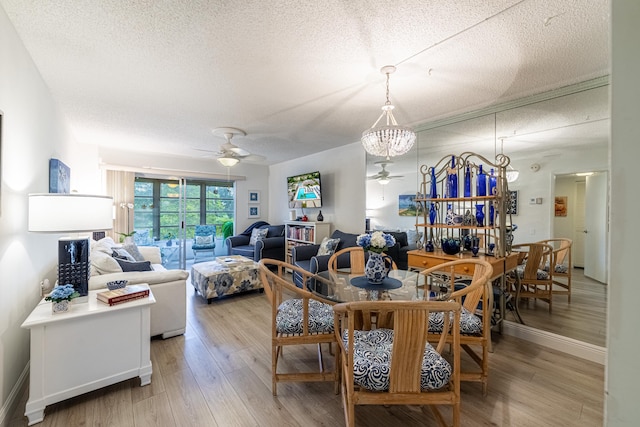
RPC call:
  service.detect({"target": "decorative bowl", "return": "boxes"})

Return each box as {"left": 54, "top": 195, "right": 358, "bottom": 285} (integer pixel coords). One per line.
{"left": 441, "top": 238, "right": 461, "bottom": 255}
{"left": 106, "top": 280, "right": 128, "bottom": 291}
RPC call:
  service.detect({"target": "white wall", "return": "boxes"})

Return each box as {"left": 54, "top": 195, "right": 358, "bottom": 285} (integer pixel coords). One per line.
{"left": 269, "top": 142, "right": 366, "bottom": 234}
{"left": 0, "top": 7, "right": 102, "bottom": 423}
{"left": 607, "top": 2, "right": 640, "bottom": 424}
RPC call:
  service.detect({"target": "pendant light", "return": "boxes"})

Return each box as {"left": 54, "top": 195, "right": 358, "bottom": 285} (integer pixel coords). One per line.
{"left": 361, "top": 65, "right": 416, "bottom": 158}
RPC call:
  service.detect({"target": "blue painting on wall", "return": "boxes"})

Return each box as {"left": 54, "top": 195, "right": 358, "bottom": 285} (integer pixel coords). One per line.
{"left": 49, "top": 158, "right": 70, "bottom": 193}
{"left": 398, "top": 194, "right": 421, "bottom": 217}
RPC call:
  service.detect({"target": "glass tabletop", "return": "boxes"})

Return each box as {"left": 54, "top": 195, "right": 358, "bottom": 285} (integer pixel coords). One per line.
{"left": 310, "top": 269, "right": 452, "bottom": 303}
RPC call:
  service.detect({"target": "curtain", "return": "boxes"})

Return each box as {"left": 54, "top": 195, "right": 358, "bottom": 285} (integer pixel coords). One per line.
{"left": 105, "top": 170, "right": 135, "bottom": 242}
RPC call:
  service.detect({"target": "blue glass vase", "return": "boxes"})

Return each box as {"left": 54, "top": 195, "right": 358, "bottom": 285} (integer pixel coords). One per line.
{"left": 488, "top": 168, "right": 497, "bottom": 196}
{"left": 475, "top": 204, "right": 485, "bottom": 227}
{"left": 429, "top": 202, "right": 437, "bottom": 225}
{"left": 447, "top": 156, "right": 458, "bottom": 198}
{"left": 464, "top": 164, "right": 472, "bottom": 197}
{"left": 429, "top": 167, "right": 438, "bottom": 198}
{"left": 477, "top": 165, "right": 487, "bottom": 197}
{"left": 425, "top": 240, "right": 434, "bottom": 252}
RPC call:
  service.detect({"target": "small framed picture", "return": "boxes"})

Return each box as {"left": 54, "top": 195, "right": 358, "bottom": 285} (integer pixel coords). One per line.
{"left": 506, "top": 190, "right": 518, "bottom": 215}
{"left": 248, "top": 190, "right": 260, "bottom": 203}
{"left": 248, "top": 204, "right": 260, "bottom": 218}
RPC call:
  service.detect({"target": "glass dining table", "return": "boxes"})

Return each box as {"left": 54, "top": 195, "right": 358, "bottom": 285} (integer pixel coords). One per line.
{"left": 308, "top": 269, "right": 452, "bottom": 303}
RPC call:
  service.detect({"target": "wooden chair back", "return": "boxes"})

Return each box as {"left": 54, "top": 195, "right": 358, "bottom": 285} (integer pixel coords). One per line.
{"left": 333, "top": 299, "right": 462, "bottom": 427}
{"left": 536, "top": 238, "right": 573, "bottom": 301}
{"left": 510, "top": 243, "right": 554, "bottom": 311}
{"left": 419, "top": 259, "right": 493, "bottom": 395}
{"left": 418, "top": 259, "right": 493, "bottom": 314}
{"left": 259, "top": 259, "right": 338, "bottom": 395}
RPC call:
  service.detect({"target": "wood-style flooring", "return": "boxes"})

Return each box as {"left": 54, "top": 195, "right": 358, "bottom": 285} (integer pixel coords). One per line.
{"left": 9, "top": 280, "right": 604, "bottom": 426}
{"left": 507, "top": 267, "right": 607, "bottom": 347}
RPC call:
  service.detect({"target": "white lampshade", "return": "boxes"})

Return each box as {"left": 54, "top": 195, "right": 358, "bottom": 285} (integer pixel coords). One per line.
{"left": 28, "top": 193, "right": 114, "bottom": 233}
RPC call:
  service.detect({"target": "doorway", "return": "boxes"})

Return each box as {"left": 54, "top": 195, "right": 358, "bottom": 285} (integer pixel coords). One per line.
{"left": 553, "top": 173, "right": 608, "bottom": 283}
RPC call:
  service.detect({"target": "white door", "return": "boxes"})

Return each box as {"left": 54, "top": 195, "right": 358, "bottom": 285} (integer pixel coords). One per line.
{"left": 573, "top": 182, "right": 586, "bottom": 268}
{"left": 584, "top": 172, "right": 608, "bottom": 283}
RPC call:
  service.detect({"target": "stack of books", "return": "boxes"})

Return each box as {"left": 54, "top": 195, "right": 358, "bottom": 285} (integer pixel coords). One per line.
{"left": 97, "top": 285, "right": 149, "bottom": 306}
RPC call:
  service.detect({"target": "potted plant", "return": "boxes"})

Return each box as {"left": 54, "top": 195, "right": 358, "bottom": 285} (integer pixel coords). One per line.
{"left": 116, "top": 230, "right": 137, "bottom": 244}
{"left": 45, "top": 284, "right": 80, "bottom": 314}
{"left": 164, "top": 232, "right": 176, "bottom": 246}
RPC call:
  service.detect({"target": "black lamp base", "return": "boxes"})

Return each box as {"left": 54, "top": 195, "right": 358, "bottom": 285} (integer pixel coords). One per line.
{"left": 58, "top": 237, "right": 90, "bottom": 300}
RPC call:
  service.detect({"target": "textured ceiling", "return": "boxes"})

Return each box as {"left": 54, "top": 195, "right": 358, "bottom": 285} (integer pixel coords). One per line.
{"left": 0, "top": 0, "right": 610, "bottom": 166}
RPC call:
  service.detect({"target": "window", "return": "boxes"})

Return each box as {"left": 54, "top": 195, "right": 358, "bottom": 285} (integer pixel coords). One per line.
{"left": 133, "top": 178, "right": 234, "bottom": 241}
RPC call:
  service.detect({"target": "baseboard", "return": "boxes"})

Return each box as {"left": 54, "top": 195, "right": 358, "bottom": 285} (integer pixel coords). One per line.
{"left": 502, "top": 321, "right": 606, "bottom": 365}
{"left": 0, "top": 363, "right": 29, "bottom": 427}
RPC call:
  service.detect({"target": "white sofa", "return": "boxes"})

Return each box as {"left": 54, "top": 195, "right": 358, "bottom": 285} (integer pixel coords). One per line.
{"left": 89, "top": 238, "right": 188, "bottom": 339}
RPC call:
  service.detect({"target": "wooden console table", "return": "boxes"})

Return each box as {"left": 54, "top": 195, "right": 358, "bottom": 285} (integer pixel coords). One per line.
{"left": 408, "top": 249, "right": 519, "bottom": 331}
{"left": 21, "top": 286, "right": 156, "bottom": 425}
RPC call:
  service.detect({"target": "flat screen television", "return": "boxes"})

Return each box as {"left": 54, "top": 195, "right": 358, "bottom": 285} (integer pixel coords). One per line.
{"left": 287, "top": 171, "right": 322, "bottom": 208}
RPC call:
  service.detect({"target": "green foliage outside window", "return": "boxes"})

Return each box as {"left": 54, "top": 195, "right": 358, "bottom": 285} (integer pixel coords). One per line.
{"left": 133, "top": 178, "right": 235, "bottom": 242}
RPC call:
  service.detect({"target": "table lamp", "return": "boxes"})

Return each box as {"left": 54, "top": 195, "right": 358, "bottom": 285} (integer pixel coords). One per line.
{"left": 28, "top": 193, "right": 114, "bottom": 302}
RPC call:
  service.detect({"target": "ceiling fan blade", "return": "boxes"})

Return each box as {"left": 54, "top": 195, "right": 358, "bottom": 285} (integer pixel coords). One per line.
{"left": 229, "top": 146, "right": 251, "bottom": 157}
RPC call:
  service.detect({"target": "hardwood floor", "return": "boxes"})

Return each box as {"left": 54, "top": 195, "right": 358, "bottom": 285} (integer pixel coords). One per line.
{"left": 9, "top": 282, "right": 604, "bottom": 426}
{"left": 508, "top": 268, "right": 607, "bottom": 347}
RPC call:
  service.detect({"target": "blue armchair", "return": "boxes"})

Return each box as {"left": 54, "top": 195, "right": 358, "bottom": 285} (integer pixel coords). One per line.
{"left": 291, "top": 229, "right": 360, "bottom": 287}
{"left": 225, "top": 221, "right": 286, "bottom": 262}
{"left": 192, "top": 225, "right": 216, "bottom": 262}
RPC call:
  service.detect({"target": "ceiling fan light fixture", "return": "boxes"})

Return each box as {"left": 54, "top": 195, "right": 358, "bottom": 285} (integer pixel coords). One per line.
{"left": 218, "top": 156, "right": 239, "bottom": 167}
{"left": 361, "top": 65, "right": 416, "bottom": 158}
{"left": 506, "top": 168, "right": 520, "bottom": 183}
{"left": 377, "top": 178, "right": 390, "bottom": 185}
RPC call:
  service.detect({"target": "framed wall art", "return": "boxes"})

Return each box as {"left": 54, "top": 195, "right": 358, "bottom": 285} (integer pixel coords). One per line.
{"left": 248, "top": 190, "right": 260, "bottom": 203}
{"left": 506, "top": 190, "right": 518, "bottom": 215}
{"left": 49, "top": 158, "right": 70, "bottom": 193}
{"left": 398, "top": 194, "right": 421, "bottom": 217}
{"left": 555, "top": 196, "right": 568, "bottom": 217}
{"left": 248, "top": 204, "right": 260, "bottom": 219}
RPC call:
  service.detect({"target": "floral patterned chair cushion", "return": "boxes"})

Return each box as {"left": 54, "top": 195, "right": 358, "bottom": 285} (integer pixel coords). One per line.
{"left": 513, "top": 264, "right": 550, "bottom": 280}
{"left": 275, "top": 299, "right": 334, "bottom": 334}
{"left": 429, "top": 306, "right": 483, "bottom": 335}
{"left": 543, "top": 261, "right": 569, "bottom": 274}
{"left": 342, "top": 328, "right": 451, "bottom": 391}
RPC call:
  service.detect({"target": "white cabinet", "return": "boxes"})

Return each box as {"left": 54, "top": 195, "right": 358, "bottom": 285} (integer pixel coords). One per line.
{"left": 284, "top": 221, "right": 331, "bottom": 264}
{"left": 21, "top": 286, "right": 156, "bottom": 425}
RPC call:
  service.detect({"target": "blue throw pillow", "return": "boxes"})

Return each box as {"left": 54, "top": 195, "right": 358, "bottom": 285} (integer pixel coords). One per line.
{"left": 114, "top": 258, "right": 153, "bottom": 272}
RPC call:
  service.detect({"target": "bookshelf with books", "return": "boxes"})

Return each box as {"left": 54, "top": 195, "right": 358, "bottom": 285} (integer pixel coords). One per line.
{"left": 284, "top": 221, "right": 331, "bottom": 264}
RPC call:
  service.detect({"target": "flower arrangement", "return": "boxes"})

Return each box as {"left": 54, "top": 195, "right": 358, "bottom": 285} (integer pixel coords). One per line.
{"left": 356, "top": 231, "right": 396, "bottom": 254}
{"left": 44, "top": 284, "right": 80, "bottom": 303}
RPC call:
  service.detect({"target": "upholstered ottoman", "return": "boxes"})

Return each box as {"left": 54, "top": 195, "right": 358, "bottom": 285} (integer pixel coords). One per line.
{"left": 191, "top": 255, "right": 263, "bottom": 303}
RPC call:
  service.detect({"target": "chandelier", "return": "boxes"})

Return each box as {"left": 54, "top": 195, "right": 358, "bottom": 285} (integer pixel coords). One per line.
{"left": 361, "top": 65, "right": 416, "bottom": 158}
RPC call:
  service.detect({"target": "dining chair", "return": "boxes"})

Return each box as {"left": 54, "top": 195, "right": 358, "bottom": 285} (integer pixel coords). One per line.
{"left": 327, "top": 246, "right": 397, "bottom": 275}
{"left": 258, "top": 258, "right": 338, "bottom": 396}
{"left": 333, "top": 299, "right": 462, "bottom": 427}
{"left": 510, "top": 242, "right": 554, "bottom": 312}
{"left": 537, "top": 238, "right": 573, "bottom": 302}
{"left": 420, "top": 259, "right": 494, "bottom": 395}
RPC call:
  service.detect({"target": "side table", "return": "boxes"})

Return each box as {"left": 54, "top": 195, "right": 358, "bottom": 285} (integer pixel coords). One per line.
{"left": 21, "top": 285, "right": 156, "bottom": 425}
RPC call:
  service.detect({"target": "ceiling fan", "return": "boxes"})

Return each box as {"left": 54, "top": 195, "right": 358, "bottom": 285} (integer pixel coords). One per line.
{"left": 196, "top": 127, "right": 260, "bottom": 166}
{"left": 368, "top": 161, "right": 404, "bottom": 185}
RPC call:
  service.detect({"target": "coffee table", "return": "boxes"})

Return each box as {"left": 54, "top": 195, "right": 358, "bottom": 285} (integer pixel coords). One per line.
{"left": 191, "top": 255, "right": 263, "bottom": 303}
